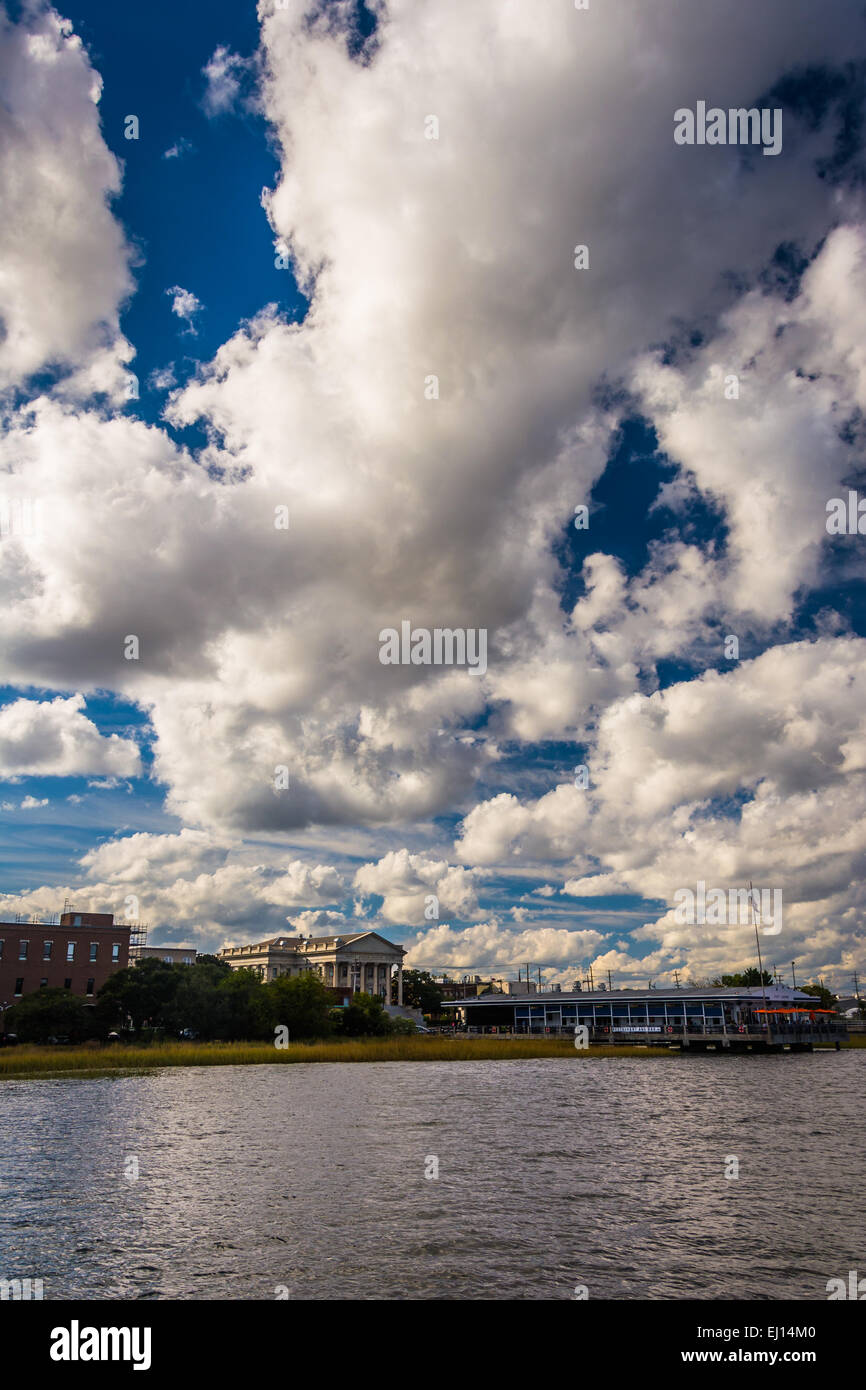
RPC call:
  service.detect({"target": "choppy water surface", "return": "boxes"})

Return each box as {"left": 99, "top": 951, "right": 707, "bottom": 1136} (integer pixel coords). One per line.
{"left": 1, "top": 1054, "right": 863, "bottom": 1300}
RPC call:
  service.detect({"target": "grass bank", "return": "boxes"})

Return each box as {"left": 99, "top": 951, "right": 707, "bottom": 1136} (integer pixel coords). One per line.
{"left": 0, "top": 1035, "right": 675, "bottom": 1076}
{"left": 1, "top": 1033, "right": 861, "bottom": 1078}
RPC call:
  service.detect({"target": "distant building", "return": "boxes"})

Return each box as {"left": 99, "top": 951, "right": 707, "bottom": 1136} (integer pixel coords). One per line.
{"left": 437, "top": 976, "right": 505, "bottom": 1000}
{"left": 0, "top": 910, "right": 130, "bottom": 1016}
{"left": 136, "top": 946, "right": 197, "bottom": 967}
{"left": 443, "top": 984, "right": 848, "bottom": 1049}
{"left": 435, "top": 976, "right": 544, "bottom": 999}
{"left": 218, "top": 930, "right": 406, "bottom": 1004}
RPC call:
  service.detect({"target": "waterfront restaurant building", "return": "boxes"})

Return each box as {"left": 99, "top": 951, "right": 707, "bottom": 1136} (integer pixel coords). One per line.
{"left": 219, "top": 930, "right": 407, "bottom": 1005}
{"left": 443, "top": 984, "right": 846, "bottom": 1048}
{"left": 0, "top": 910, "right": 131, "bottom": 1011}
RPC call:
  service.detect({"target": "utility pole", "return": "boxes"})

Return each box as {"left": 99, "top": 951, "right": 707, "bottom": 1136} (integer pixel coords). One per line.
{"left": 607, "top": 969, "right": 613, "bottom": 992}
{"left": 791, "top": 960, "right": 797, "bottom": 989}
{"left": 673, "top": 969, "right": 680, "bottom": 990}
{"left": 750, "top": 880, "right": 771, "bottom": 1044}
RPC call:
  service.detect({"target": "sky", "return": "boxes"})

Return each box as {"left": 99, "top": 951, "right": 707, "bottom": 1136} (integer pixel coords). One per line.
{"left": 1, "top": 0, "right": 865, "bottom": 993}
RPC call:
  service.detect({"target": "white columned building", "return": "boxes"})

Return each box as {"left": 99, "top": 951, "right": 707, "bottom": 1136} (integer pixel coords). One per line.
{"left": 219, "top": 929, "right": 406, "bottom": 1005}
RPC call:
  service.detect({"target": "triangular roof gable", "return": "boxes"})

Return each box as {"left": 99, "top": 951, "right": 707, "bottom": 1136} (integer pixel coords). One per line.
{"left": 333, "top": 930, "right": 405, "bottom": 954}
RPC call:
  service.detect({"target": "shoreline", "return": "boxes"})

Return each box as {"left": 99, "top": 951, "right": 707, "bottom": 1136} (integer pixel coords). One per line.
{"left": 1, "top": 1033, "right": 863, "bottom": 1078}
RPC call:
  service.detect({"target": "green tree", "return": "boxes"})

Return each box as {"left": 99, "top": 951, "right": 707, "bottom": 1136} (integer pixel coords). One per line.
{"left": 337, "top": 991, "right": 392, "bottom": 1036}
{"left": 96, "top": 958, "right": 180, "bottom": 1033}
{"left": 211, "top": 968, "right": 273, "bottom": 1040}
{"left": 712, "top": 969, "right": 774, "bottom": 987}
{"left": 194, "top": 954, "right": 232, "bottom": 973}
{"left": 389, "top": 1015, "right": 419, "bottom": 1035}
{"left": 163, "top": 960, "right": 234, "bottom": 1038}
{"left": 266, "top": 972, "right": 334, "bottom": 1040}
{"left": 400, "top": 969, "right": 444, "bottom": 1014}
{"left": 799, "top": 983, "right": 838, "bottom": 1012}
{"left": 5, "top": 989, "right": 92, "bottom": 1043}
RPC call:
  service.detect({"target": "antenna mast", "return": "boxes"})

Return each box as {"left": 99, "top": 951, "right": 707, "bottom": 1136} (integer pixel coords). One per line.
{"left": 750, "top": 881, "right": 771, "bottom": 1045}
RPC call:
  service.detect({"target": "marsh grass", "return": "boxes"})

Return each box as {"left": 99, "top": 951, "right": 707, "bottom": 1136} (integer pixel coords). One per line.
{"left": 0, "top": 1035, "right": 676, "bottom": 1076}
{"left": 1, "top": 1033, "right": 859, "bottom": 1078}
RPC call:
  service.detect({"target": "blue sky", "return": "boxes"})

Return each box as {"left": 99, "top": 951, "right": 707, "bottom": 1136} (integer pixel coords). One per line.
{"left": 1, "top": 0, "right": 865, "bottom": 991}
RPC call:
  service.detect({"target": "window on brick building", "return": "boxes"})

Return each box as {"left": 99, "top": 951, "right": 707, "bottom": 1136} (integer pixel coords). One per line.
{"left": 14, "top": 978, "right": 23, "bottom": 995}
{"left": 89, "top": 942, "right": 98, "bottom": 962}
{"left": 66, "top": 942, "right": 75, "bottom": 962}
{"left": 86, "top": 979, "right": 95, "bottom": 996}
{"left": 112, "top": 944, "right": 120, "bottom": 962}
{"left": 18, "top": 940, "right": 28, "bottom": 960}
{"left": 43, "top": 940, "right": 53, "bottom": 960}
{"left": 40, "top": 978, "right": 48, "bottom": 988}
{"left": 63, "top": 979, "right": 72, "bottom": 990}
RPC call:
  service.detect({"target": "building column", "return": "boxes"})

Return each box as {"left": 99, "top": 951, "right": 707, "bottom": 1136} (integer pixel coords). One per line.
{"left": 397, "top": 963, "right": 403, "bottom": 1007}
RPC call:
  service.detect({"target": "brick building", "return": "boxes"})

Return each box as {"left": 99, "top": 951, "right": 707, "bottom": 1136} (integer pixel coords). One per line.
{"left": 0, "top": 910, "right": 130, "bottom": 1021}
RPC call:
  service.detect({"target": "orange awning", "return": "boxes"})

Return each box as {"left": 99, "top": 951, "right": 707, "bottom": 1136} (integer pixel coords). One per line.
{"left": 754, "top": 1007, "right": 835, "bottom": 1014}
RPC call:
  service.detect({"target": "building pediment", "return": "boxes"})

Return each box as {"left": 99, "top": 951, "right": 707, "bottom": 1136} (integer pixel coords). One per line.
{"left": 327, "top": 931, "right": 406, "bottom": 958}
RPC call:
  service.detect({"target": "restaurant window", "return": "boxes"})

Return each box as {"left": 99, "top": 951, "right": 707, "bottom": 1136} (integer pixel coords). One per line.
{"left": 19, "top": 940, "right": 29, "bottom": 960}
{"left": 14, "top": 977, "right": 24, "bottom": 996}
{"left": 89, "top": 943, "right": 98, "bottom": 962}
{"left": 66, "top": 942, "right": 75, "bottom": 962}
{"left": 43, "top": 940, "right": 53, "bottom": 960}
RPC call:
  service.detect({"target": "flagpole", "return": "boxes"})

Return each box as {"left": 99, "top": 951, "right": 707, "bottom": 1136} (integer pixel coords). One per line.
{"left": 750, "top": 880, "right": 771, "bottom": 1045}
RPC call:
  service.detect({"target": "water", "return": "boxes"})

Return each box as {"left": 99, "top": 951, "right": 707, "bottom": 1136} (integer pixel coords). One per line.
{"left": 1, "top": 1054, "right": 863, "bottom": 1300}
